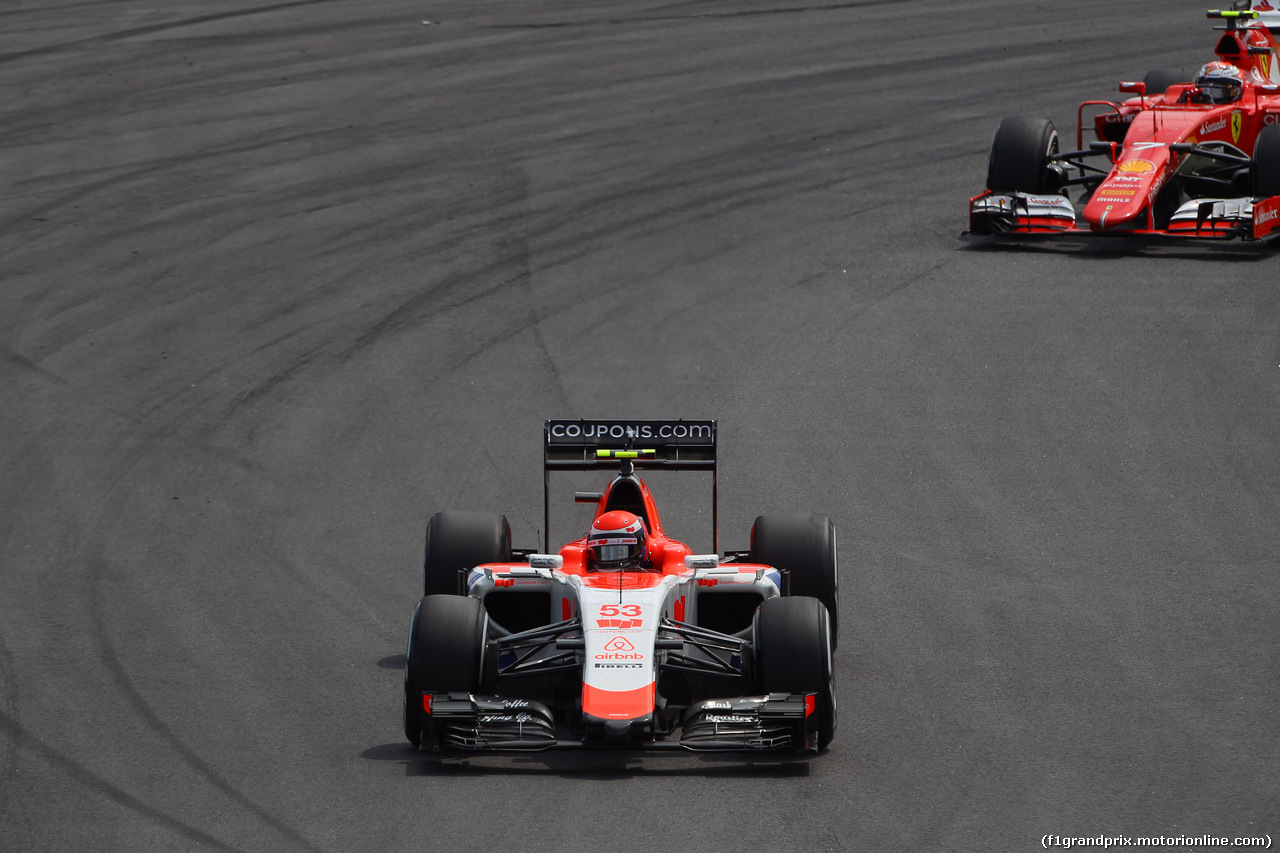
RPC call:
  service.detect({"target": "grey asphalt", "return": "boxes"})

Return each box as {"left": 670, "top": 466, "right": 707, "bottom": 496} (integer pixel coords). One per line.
{"left": 1, "top": 1, "right": 1276, "bottom": 850}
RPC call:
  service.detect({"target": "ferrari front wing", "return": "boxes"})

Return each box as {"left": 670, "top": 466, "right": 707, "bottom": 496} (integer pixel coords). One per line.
{"left": 969, "top": 190, "right": 1280, "bottom": 242}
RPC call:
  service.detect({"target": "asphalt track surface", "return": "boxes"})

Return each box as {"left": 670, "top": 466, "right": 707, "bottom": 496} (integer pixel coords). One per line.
{"left": 2, "top": 1, "right": 1278, "bottom": 850}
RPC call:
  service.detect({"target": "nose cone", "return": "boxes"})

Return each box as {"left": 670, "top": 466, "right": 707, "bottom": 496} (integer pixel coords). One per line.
{"left": 1082, "top": 148, "right": 1172, "bottom": 230}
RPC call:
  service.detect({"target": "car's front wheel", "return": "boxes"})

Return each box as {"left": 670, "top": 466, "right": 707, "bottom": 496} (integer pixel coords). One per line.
{"left": 986, "top": 116, "right": 1060, "bottom": 194}
{"left": 403, "top": 594, "right": 490, "bottom": 747}
{"left": 752, "top": 596, "right": 835, "bottom": 751}
{"left": 1253, "top": 125, "right": 1280, "bottom": 198}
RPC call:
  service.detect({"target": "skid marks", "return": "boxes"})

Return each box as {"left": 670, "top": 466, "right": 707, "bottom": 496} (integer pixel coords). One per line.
{"left": 0, "top": 708, "right": 241, "bottom": 851}
{"left": 81, "top": 559, "right": 326, "bottom": 852}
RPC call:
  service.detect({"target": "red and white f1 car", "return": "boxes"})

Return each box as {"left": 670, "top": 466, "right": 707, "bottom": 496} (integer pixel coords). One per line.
{"left": 402, "top": 420, "right": 838, "bottom": 753}
{"left": 969, "top": 3, "right": 1280, "bottom": 243}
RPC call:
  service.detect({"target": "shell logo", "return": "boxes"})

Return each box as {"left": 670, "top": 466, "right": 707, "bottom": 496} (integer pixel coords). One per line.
{"left": 1116, "top": 160, "right": 1155, "bottom": 174}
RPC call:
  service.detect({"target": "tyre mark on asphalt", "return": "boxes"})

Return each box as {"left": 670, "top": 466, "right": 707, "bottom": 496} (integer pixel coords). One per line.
{"left": 0, "top": 0, "right": 343, "bottom": 65}
{"left": 0, "top": 344, "right": 69, "bottom": 386}
{"left": 0, "top": 631, "right": 17, "bottom": 834}
{"left": 514, "top": 238, "right": 576, "bottom": 415}
{"left": 1, "top": 122, "right": 355, "bottom": 238}
{"left": 475, "top": 0, "right": 911, "bottom": 29}
{"left": 86, "top": 561, "right": 326, "bottom": 853}
{"left": 0, "top": 708, "right": 243, "bottom": 852}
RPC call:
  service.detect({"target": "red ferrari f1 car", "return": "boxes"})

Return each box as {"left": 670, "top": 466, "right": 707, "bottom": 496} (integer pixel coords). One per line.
{"left": 969, "top": 2, "right": 1280, "bottom": 243}
{"left": 402, "top": 420, "right": 838, "bottom": 754}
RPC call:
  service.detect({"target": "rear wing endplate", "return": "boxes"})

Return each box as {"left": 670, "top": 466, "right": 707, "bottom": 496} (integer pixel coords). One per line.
{"left": 543, "top": 420, "right": 718, "bottom": 552}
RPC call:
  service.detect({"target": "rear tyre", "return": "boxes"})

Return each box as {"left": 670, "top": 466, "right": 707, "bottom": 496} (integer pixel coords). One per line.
{"left": 1253, "top": 125, "right": 1280, "bottom": 198}
{"left": 753, "top": 597, "right": 836, "bottom": 751}
{"left": 423, "top": 511, "right": 511, "bottom": 597}
{"left": 750, "top": 513, "right": 838, "bottom": 645}
{"left": 986, "top": 116, "right": 1060, "bottom": 194}
{"left": 1143, "top": 68, "right": 1187, "bottom": 98}
{"left": 403, "top": 595, "right": 489, "bottom": 747}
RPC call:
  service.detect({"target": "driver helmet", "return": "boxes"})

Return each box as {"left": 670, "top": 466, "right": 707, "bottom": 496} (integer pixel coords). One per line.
{"left": 1195, "top": 61, "right": 1244, "bottom": 104}
{"left": 586, "top": 511, "right": 647, "bottom": 571}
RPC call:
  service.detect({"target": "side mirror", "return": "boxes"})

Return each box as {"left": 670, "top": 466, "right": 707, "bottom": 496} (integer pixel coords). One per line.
{"left": 1118, "top": 81, "right": 1147, "bottom": 95}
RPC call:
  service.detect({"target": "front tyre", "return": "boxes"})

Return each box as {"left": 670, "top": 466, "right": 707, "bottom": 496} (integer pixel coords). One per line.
{"left": 986, "top": 116, "right": 1060, "bottom": 194}
{"left": 403, "top": 595, "right": 490, "bottom": 747}
{"left": 1254, "top": 125, "right": 1280, "bottom": 198}
{"left": 753, "top": 596, "right": 836, "bottom": 751}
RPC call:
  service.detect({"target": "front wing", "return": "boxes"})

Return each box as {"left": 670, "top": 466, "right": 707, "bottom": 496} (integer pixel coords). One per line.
{"left": 969, "top": 191, "right": 1280, "bottom": 243}
{"left": 414, "top": 691, "right": 823, "bottom": 753}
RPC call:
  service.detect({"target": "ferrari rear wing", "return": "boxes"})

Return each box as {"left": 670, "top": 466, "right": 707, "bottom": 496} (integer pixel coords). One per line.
{"left": 543, "top": 419, "right": 718, "bottom": 551}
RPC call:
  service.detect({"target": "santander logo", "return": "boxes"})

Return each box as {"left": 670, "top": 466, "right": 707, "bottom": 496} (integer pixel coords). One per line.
{"left": 1200, "top": 116, "right": 1228, "bottom": 136}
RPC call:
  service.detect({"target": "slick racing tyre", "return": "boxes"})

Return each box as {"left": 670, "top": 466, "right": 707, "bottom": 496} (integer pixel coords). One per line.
{"left": 753, "top": 596, "right": 836, "bottom": 751}
{"left": 986, "top": 116, "right": 1060, "bottom": 194}
{"left": 423, "top": 511, "right": 511, "bottom": 596}
{"left": 403, "top": 594, "right": 491, "bottom": 746}
{"left": 1253, "top": 125, "right": 1280, "bottom": 199}
{"left": 1143, "top": 68, "right": 1186, "bottom": 98}
{"left": 750, "top": 513, "right": 838, "bottom": 646}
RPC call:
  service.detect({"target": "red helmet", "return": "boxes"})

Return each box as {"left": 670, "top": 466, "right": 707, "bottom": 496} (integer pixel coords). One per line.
{"left": 586, "top": 511, "right": 647, "bottom": 571}
{"left": 1195, "top": 61, "right": 1244, "bottom": 104}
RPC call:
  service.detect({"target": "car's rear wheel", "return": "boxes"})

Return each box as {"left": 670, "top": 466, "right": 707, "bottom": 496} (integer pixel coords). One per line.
{"left": 986, "top": 116, "right": 1060, "bottom": 194}
{"left": 403, "top": 594, "right": 490, "bottom": 747}
{"left": 1253, "top": 125, "right": 1280, "bottom": 198}
{"left": 753, "top": 596, "right": 835, "bottom": 751}
{"left": 1143, "top": 68, "right": 1187, "bottom": 98}
{"left": 423, "top": 511, "right": 511, "bottom": 596}
{"left": 750, "top": 513, "right": 838, "bottom": 646}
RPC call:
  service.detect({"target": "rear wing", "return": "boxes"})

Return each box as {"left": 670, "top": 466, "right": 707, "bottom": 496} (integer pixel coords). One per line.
{"left": 543, "top": 419, "right": 718, "bottom": 552}
{"left": 1217, "top": 5, "right": 1280, "bottom": 85}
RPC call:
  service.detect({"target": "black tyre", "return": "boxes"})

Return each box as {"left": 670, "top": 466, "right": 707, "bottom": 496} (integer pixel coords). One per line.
{"left": 1143, "top": 68, "right": 1187, "bottom": 98}
{"left": 423, "top": 511, "right": 511, "bottom": 597}
{"left": 1254, "top": 125, "right": 1280, "bottom": 198}
{"left": 753, "top": 596, "right": 836, "bottom": 751}
{"left": 402, "top": 594, "right": 490, "bottom": 746}
{"left": 985, "top": 116, "right": 1060, "bottom": 194}
{"left": 750, "top": 513, "right": 838, "bottom": 646}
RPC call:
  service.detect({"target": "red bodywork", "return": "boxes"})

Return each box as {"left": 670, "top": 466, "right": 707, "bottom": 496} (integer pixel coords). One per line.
{"left": 970, "top": 6, "right": 1280, "bottom": 242}
{"left": 556, "top": 476, "right": 693, "bottom": 578}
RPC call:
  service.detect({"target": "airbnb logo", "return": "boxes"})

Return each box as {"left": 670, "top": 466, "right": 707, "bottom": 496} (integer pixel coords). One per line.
{"left": 596, "top": 636, "right": 642, "bottom": 660}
